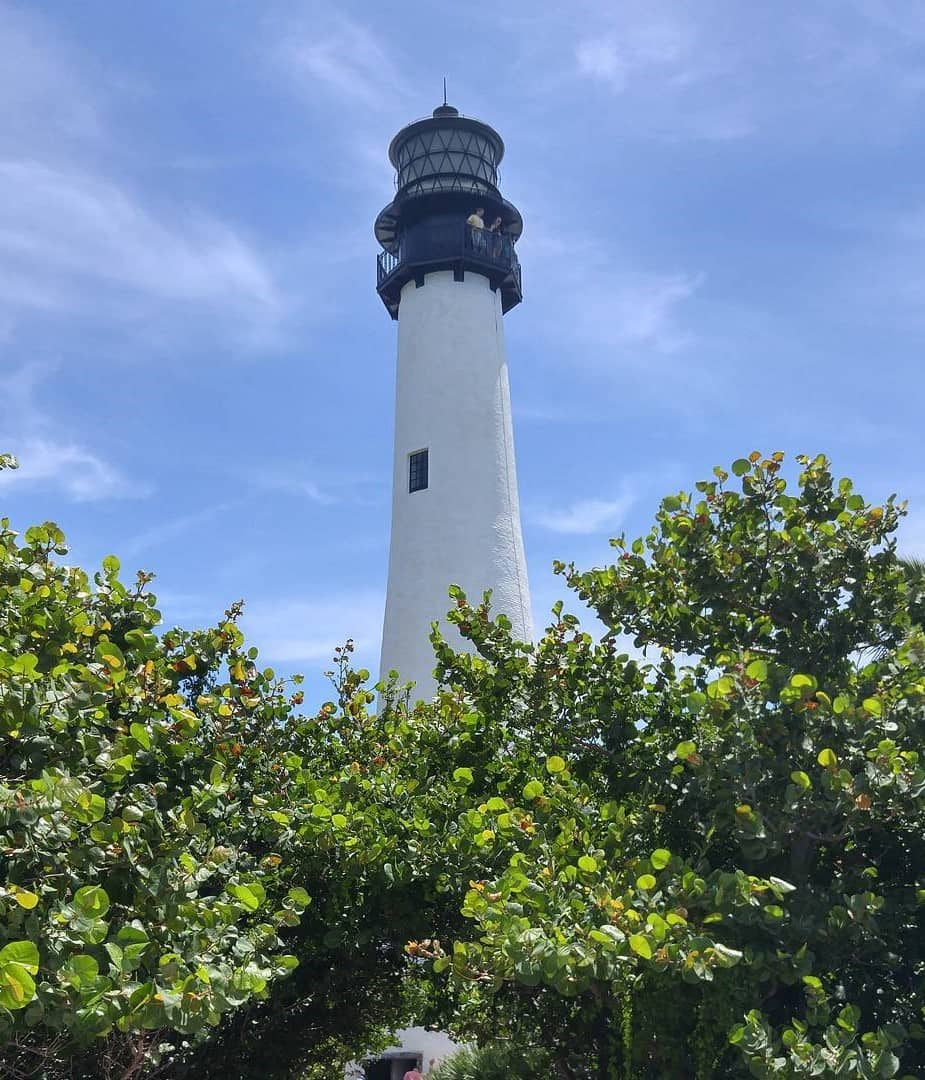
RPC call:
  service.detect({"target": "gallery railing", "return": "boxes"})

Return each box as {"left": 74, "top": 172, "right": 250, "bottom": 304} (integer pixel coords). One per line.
{"left": 377, "top": 221, "right": 520, "bottom": 291}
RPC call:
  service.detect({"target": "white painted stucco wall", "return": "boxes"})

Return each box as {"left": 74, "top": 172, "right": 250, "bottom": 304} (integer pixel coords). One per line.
{"left": 379, "top": 269, "right": 533, "bottom": 697}
{"left": 345, "top": 1027, "right": 462, "bottom": 1078}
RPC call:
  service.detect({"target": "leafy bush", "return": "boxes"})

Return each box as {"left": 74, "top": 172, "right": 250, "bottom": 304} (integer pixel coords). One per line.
{"left": 428, "top": 1042, "right": 550, "bottom": 1079}
{"left": 0, "top": 482, "right": 309, "bottom": 1076}
{"left": 398, "top": 454, "right": 925, "bottom": 1077}
{"left": 3, "top": 451, "right": 923, "bottom": 1079}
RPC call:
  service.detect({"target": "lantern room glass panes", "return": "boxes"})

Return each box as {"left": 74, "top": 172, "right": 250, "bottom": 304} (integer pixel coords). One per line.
{"left": 396, "top": 127, "right": 499, "bottom": 197}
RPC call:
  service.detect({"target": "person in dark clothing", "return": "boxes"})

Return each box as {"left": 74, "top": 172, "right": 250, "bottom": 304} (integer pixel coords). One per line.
{"left": 489, "top": 215, "right": 504, "bottom": 257}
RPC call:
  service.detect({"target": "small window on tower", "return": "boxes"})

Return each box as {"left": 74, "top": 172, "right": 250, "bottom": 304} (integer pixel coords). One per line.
{"left": 408, "top": 449, "right": 428, "bottom": 493}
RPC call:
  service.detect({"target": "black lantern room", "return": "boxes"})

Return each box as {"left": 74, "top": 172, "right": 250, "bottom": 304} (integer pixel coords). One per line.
{"left": 375, "top": 104, "right": 523, "bottom": 319}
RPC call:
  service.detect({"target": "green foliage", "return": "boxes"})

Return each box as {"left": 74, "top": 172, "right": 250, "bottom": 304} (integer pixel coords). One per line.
{"left": 0, "top": 506, "right": 312, "bottom": 1076}
{"left": 4, "top": 449, "right": 924, "bottom": 1079}
{"left": 901, "top": 557, "right": 925, "bottom": 632}
{"left": 370, "top": 453, "right": 923, "bottom": 1078}
{"left": 428, "top": 1042, "right": 550, "bottom": 1079}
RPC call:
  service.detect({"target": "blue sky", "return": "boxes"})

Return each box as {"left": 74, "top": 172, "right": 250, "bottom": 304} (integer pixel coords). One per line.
{"left": 2, "top": 0, "right": 924, "bottom": 695}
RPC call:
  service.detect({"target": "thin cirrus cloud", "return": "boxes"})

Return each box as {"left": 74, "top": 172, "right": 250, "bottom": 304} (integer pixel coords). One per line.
{"left": 525, "top": 224, "right": 701, "bottom": 361}
{"left": 240, "top": 590, "right": 385, "bottom": 666}
{"left": 0, "top": 3, "right": 283, "bottom": 342}
{"left": 532, "top": 494, "right": 635, "bottom": 536}
{"left": 566, "top": 0, "right": 925, "bottom": 145}
{"left": 0, "top": 365, "right": 138, "bottom": 504}
{"left": 0, "top": 439, "right": 137, "bottom": 503}
{"left": 0, "top": 162, "right": 280, "bottom": 324}
{"left": 273, "top": 12, "right": 410, "bottom": 112}
{"left": 0, "top": 2, "right": 101, "bottom": 149}
{"left": 268, "top": 11, "right": 409, "bottom": 197}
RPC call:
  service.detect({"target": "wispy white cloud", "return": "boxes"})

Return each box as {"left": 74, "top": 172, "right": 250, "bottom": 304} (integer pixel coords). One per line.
{"left": 0, "top": 162, "right": 280, "bottom": 324}
{"left": 119, "top": 502, "right": 241, "bottom": 560}
{"left": 276, "top": 14, "right": 408, "bottom": 112}
{"left": 0, "top": 4, "right": 284, "bottom": 343}
{"left": 562, "top": 0, "right": 925, "bottom": 143}
{"left": 267, "top": 11, "right": 409, "bottom": 199}
{"left": 577, "top": 270, "right": 700, "bottom": 354}
{"left": 0, "top": 2, "right": 102, "bottom": 151}
{"left": 249, "top": 462, "right": 386, "bottom": 507}
{"left": 576, "top": 14, "right": 689, "bottom": 93}
{"left": 0, "top": 363, "right": 140, "bottom": 503}
{"left": 0, "top": 438, "right": 137, "bottom": 502}
{"left": 525, "top": 224, "right": 701, "bottom": 359}
{"left": 250, "top": 466, "right": 338, "bottom": 505}
{"left": 241, "top": 589, "right": 384, "bottom": 668}
{"left": 532, "top": 493, "right": 635, "bottom": 536}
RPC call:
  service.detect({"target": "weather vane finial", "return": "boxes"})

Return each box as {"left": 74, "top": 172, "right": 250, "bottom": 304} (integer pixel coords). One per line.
{"left": 443, "top": 76, "right": 447, "bottom": 106}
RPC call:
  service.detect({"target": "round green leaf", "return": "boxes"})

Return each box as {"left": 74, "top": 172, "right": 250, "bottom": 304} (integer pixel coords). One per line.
{"left": 817, "top": 748, "right": 838, "bottom": 769}
{"left": 629, "top": 934, "right": 653, "bottom": 959}
{"left": 73, "top": 885, "right": 109, "bottom": 918}
{"left": 546, "top": 756, "right": 566, "bottom": 774}
{"left": 732, "top": 458, "right": 751, "bottom": 476}
{"left": 0, "top": 963, "right": 36, "bottom": 1010}
{"left": 63, "top": 954, "right": 99, "bottom": 986}
{"left": 130, "top": 722, "right": 152, "bottom": 749}
{"left": 650, "top": 849, "right": 671, "bottom": 870}
{"left": 578, "top": 855, "right": 598, "bottom": 873}
{"left": 0, "top": 941, "right": 39, "bottom": 973}
{"left": 522, "top": 780, "right": 544, "bottom": 800}
{"left": 636, "top": 874, "right": 657, "bottom": 891}
{"left": 745, "top": 659, "right": 768, "bottom": 681}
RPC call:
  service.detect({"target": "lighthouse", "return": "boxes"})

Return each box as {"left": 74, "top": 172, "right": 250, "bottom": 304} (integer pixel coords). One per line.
{"left": 376, "top": 102, "right": 533, "bottom": 696}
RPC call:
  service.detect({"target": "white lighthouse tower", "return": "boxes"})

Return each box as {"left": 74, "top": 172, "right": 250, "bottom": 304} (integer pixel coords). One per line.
{"left": 376, "top": 102, "right": 533, "bottom": 697}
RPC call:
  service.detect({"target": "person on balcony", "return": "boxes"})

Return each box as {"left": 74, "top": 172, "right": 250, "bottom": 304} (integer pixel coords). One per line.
{"left": 489, "top": 215, "right": 507, "bottom": 259}
{"left": 466, "top": 207, "right": 485, "bottom": 252}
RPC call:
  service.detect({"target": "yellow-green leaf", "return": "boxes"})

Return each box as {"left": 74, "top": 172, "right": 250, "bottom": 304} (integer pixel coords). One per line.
{"left": 651, "top": 849, "right": 671, "bottom": 870}
{"left": 10, "top": 888, "right": 38, "bottom": 910}
{"left": 629, "top": 934, "right": 653, "bottom": 959}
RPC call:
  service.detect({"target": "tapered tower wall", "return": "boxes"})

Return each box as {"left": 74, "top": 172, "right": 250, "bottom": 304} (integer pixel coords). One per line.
{"left": 379, "top": 270, "right": 532, "bottom": 695}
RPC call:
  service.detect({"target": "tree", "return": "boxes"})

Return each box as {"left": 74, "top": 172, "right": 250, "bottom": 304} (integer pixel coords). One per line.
{"left": 0, "top": 472, "right": 315, "bottom": 1075}
{"left": 900, "top": 558, "right": 925, "bottom": 631}
{"left": 4, "top": 450, "right": 923, "bottom": 1078}
{"left": 359, "top": 453, "right": 924, "bottom": 1077}
{"left": 0, "top": 451, "right": 448, "bottom": 1080}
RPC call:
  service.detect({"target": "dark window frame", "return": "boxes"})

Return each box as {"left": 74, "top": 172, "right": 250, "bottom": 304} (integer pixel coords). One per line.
{"left": 408, "top": 448, "right": 429, "bottom": 493}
